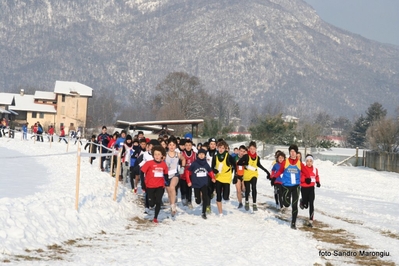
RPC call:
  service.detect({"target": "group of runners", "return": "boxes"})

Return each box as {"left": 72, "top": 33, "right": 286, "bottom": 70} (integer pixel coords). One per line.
{"left": 90, "top": 126, "right": 321, "bottom": 228}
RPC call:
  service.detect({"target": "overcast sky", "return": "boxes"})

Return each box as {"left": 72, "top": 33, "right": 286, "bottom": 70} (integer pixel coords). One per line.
{"left": 303, "top": 0, "right": 399, "bottom": 46}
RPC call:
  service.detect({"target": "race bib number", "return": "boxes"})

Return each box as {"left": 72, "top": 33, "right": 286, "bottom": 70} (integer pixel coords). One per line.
{"left": 154, "top": 170, "right": 164, "bottom": 178}
{"left": 247, "top": 165, "right": 256, "bottom": 171}
{"left": 311, "top": 177, "right": 316, "bottom": 183}
{"left": 218, "top": 163, "right": 223, "bottom": 173}
{"left": 197, "top": 172, "right": 207, "bottom": 177}
{"left": 291, "top": 173, "right": 296, "bottom": 184}
{"left": 168, "top": 169, "right": 177, "bottom": 177}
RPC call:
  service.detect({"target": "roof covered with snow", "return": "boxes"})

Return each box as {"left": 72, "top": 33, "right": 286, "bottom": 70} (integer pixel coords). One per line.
{"left": 0, "top": 107, "right": 11, "bottom": 114}
{"left": 34, "top": 91, "right": 56, "bottom": 100}
{"left": 8, "top": 94, "right": 56, "bottom": 113}
{"left": 54, "top": 81, "right": 93, "bottom": 97}
{"left": 0, "top": 92, "right": 15, "bottom": 105}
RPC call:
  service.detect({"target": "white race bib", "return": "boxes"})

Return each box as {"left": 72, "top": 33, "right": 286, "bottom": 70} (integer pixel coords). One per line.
{"left": 218, "top": 163, "right": 223, "bottom": 173}
{"left": 247, "top": 165, "right": 257, "bottom": 171}
{"left": 291, "top": 173, "right": 296, "bottom": 184}
{"left": 197, "top": 172, "right": 207, "bottom": 177}
{"left": 311, "top": 177, "right": 316, "bottom": 183}
{"left": 168, "top": 169, "right": 177, "bottom": 177}
{"left": 154, "top": 170, "right": 164, "bottom": 178}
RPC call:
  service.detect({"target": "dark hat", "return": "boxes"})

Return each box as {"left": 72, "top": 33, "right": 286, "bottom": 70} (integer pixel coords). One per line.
{"left": 197, "top": 149, "right": 207, "bottom": 156}
{"left": 208, "top": 137, "right": 216, "bottom": 143}
{"left": 126, "top": 135, "right": 132, "bottom": 141}
{"left": 149, "top": 139, "right": 160, "bottom": 146}
{"left": 179, "top": 139, "right": 186, "bottom": 145}
{"left": 288, "top": 144, "right": 299, "bottom": 153}
{"left": 133, "top": 138, "right": 139, "bottom": 144}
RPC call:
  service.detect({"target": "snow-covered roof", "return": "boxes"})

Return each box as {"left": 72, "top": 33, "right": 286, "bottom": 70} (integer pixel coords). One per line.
{"left": 0, "top": 107, "right": 11, "bottom": 114}
{"left": 8, "top": 94, "right": 56, "bottom": 113}
{"left": 0, "top": 93, "right": 15, "bottom": 105}
{"left": 54, "top": 81, "right": 93, "bottom": 97}
{"left": 34, "top": 91, "right": 56, "bottom": 100}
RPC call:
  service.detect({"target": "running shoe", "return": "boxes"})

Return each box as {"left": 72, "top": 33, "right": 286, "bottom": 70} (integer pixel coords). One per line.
{"left": 253, "top": 204, "right": 258, "bottom": 211}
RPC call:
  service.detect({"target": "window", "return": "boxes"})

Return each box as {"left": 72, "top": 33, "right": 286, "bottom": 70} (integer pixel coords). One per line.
{"left": 39, "top": 113, "right": 44, "bottom": 119}
{"left": 32, "top": 112, "right": 37, "bottom": 118}
{"left": 62, "top": 95, "right": 65, "bottom": 102}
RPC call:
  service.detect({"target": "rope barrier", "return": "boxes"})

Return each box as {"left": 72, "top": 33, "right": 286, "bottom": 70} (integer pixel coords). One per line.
{"left": 0, "top": 151, "right": 78, "bottom": 159}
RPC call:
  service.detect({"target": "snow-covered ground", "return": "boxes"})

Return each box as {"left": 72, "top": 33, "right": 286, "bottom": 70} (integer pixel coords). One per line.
{"left": 1, "top": 133, "right": 398, "bottom": 265}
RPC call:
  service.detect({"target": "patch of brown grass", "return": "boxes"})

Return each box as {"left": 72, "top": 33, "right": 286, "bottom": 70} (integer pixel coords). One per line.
{"left": 64, "top": 239, "right": 77, "bottom": 245}
{"left": 14, "top": 255, "right": 42, "bottom": 261}
{"left": 380, "top": 230, "right": 399, "bottom": 240}
{"left": 301, "top": 220, "right": 394, "bottom": 265}
{"left": 318, "top": 210, "right": 363, "bottom": 225}
{"left": 129, "top": 216, "right": 153, "bottom": 230}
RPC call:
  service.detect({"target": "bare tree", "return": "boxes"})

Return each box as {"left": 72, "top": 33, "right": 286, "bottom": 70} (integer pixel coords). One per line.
{"left": 88, "top": 87, "right": 121, "bottom": 127}
{"left": 366, "top": 118, "right": 399, "bottom": 152}
{"left": 210, "top": 89, "right": 240, "bottom": 127}
{"left": 297, "top": 122, "right": 322, "bottom": 148}
{"left": 153, "top": 72, "right": 209, "bottom": 120}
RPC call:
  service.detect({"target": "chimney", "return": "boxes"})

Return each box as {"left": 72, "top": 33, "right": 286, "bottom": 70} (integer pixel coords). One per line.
{"left": 20, "top": 89, "right": 25, "bottom": 96}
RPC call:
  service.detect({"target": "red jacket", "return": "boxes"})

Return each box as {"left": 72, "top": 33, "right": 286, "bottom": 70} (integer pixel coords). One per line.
{"left": 141, "top": 160, "right": 168, "bottom": 189}
{"left": 107, "top": 138, "right": 116, "bottom": 149}
{"left": 300, "top": 165, "right": 320, "bottom": 188}
{"left": 48, "top": 127, "right": 54, "bottom": 135}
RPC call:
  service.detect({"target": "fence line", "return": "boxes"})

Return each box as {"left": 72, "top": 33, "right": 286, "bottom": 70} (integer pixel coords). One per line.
{"left": 364, "top": 151, "right": 399, "bottom": 173}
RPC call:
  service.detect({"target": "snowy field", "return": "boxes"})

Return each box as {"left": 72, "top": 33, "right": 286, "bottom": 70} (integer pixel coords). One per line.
{"left": 1, "top": 133, "right": 398, "bottom": 265}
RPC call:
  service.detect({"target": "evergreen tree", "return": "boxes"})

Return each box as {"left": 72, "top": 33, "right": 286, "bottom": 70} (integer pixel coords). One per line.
{"left": 347, "top": 115, "right": 368, "bottom": 148}
{"left": 202, "top": 118, "right": 219, "bottom": 138}
{"left": 348, "top": 103, "right": 387, "bottom": 148}
{"left": 249, "top": 114, "right": 296, "bottom": 145}
{"left": 365, "top": 102, "right": 387, "bottom": 124}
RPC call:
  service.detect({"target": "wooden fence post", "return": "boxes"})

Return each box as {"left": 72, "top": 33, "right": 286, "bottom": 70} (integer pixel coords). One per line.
{"left": 113, "top": 149, "right": 122, "bottom": 201}
{"left": 89, "top": 141, "right": 92, "bottom": 163}
{"left": 110, "top": 148, "right": 115, "bottom": 177}
{"left": 75, "top": 147, "right": 82, "bottom": 210}
{"left": 99, "top": 145, "right": 102, "bottom": 170}
{"left": 355, "top": 147, "right": 358, "bottom": 167}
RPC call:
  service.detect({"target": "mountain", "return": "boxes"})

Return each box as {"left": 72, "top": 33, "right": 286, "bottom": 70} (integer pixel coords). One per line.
{"left": 1, "top": 0, "right": 398, "bottom": 119}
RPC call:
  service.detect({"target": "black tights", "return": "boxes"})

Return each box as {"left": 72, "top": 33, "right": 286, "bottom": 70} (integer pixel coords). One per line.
{"left": 301, "top": 186, "right": 315, "bottom": 220}
{"left": 282, "top": 185, "right": 300, "bottom": 225}
{"left": 147, "top": 187, "right": 164, "bottom": 219}
{"left": 244, "top": 177, "right": 258, "bottom": 203}
{"left": 194, "top": 186, "right": 209, "bottom": 214}
{"left": 275, "top": 184, "right": 284, "bottom": 208}
{"left": 179, "top": 179, "right": 192, "bottom": 203}
{"left": 215, "top": 181, "right": 230, "bottom": 202}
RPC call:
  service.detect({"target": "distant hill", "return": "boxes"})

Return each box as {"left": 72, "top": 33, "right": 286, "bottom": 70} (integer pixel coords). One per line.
{"left": 1, "top": 0, "right": 398, "bottom": 119}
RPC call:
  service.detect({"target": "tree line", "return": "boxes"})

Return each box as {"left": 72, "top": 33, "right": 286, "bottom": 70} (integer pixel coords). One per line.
{"left": 88, "top": 72, "right": 399, "bottom": 153}
{"left": 14, "top": 71, "right": 395, "bottom": 152}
